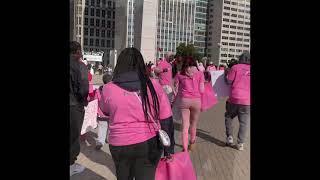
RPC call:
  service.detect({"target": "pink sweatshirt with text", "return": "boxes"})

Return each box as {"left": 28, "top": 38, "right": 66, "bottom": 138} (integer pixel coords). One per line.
{"left": 227, "top": 64, "right": 250, "bottom": 105}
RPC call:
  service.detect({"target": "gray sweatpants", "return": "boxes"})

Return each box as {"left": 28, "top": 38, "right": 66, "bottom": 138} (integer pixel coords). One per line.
{"left": 225, "top": 101, "right": 250, "bottom": 144}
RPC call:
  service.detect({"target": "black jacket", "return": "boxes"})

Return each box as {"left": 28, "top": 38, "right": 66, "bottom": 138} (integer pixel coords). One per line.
{"left": 70, "top": 57, "right": 89, "bottom": 107}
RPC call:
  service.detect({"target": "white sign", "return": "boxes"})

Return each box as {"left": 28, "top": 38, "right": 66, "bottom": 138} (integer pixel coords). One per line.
{"left": 83, "top": 54, "right": 103, "bottom": 62}
{"left": 210, "top": 70, "right": 230, "bottom": 98}
{"left": 81, "top": 99, "right": 98, "bottom": 135}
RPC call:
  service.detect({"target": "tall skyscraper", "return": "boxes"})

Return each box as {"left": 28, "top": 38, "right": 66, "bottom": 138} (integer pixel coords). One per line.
{"left": 156, "top": 0, "right": 209, "bottom": 59}
{"left": 70, "top": 0, "right": 85, "bottom": 45}
{"left": 206, "top": 0, "right": 250, "bottom": 65}
{"left": 83, "top": 0, "right": 116, "bottom": 64}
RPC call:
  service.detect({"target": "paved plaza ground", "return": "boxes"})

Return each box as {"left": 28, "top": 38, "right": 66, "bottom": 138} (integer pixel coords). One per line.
{"left": 71, "top": 79, "right": 250, "bottom": 180}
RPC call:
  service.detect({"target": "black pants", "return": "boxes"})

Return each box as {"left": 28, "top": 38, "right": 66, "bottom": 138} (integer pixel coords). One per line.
{"left": 109, "top": 136, "right": 163, "bottom": 180}
{"left": 225, "top": 101, "right": 250, "bottom": 144}
{"left": 70, "top": 105, "right": 85, "bottom": 165}
{"left": 160, "top": 116, "right": 175, "bottom": 156}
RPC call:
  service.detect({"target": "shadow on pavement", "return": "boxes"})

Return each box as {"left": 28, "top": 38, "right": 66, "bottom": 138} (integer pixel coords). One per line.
{"left": 70, "top": 168, "right": 106, "bottom": 180}
{"left": 80, "top": 131, "right": 116, "bottom": 176}
{"left": 173, "top": 121, "right": 226, "bottom": 147}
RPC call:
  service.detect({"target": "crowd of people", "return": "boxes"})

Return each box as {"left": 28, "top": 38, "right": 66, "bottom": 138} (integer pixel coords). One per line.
{"left": 70, "top": 41, "right": 251, "bottom": 179}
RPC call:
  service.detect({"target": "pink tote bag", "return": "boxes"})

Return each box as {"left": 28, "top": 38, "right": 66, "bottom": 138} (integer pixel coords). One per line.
{"left": 155, "top": 152, "right": 197, "bottom": 180}
{"left": 201, "top": 82, "right": 218, "bottom": 112}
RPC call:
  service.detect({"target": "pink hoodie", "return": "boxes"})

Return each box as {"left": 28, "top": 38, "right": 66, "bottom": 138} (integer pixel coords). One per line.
{"left": 100, "top": 78, "right": 172, "bottom": 146}
{"left": 227, "top": 64, "right": 250, "bottom": 105}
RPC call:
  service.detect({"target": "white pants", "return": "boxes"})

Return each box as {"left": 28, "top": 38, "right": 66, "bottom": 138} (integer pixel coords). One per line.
{"left": 96, "top": 120, "right": 109, "bottom": 145}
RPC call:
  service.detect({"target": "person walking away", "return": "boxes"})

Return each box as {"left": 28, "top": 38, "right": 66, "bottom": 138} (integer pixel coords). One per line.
{"left": 173, "top": 57, "right": 205, "bottom": 152}
{"left": 224, "top": 51, "right": 250, "bottom": 151}
{"left": 154, "top": 52, "right": 175, "bottom": 156}
{"left": 69, "top": 41, "right": 89, "bottom": 176}
{"left": 99, "top": 48, "right": 173, "bottom": 180}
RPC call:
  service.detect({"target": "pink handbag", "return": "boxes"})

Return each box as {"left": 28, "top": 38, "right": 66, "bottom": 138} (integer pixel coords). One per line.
{"left": 155, "top": 152, "right": 197, "bottom": 180}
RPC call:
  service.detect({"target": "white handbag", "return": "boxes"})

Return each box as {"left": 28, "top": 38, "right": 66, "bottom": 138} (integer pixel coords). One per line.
{"left": 135, "top": 92, "right": 171, "bottom": 147}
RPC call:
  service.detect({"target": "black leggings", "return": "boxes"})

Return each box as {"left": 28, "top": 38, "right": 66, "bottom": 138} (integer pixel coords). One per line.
{"left": 109, "top": 136, "right": 163, "bottom": 180}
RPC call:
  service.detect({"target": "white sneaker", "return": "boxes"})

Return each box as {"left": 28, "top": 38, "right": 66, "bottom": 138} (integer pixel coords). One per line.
{"left": 237, "top": 143, "right": 244, "bottom": 151}
{"left": 226, "top": 136, "right": 234, "bottom": 145}
{"left": 70, "top": 163, "right": 85, "bottom": 176}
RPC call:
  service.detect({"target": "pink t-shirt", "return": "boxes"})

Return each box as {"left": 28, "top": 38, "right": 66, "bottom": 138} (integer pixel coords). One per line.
{"left": 156, "top": 59, "right": 172, "bottom": 86}
{"left": 174, "top": 70, "right": 205, "bottom": 99}
{"left": 94, "top": 89, "right": 108, "bottom": 118}
{"left": 100, "top": 79, "right": 172, "bottom": 146}
{"left": 227, "top": 64, "right": 250, "bottom": 105}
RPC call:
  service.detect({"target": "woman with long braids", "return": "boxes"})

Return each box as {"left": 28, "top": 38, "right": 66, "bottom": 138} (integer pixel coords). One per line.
{"left": 99, "top": 48, "right": 172, "bottom": 180}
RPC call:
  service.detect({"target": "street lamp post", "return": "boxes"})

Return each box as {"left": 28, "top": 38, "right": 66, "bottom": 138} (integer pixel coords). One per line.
{"left": 217, "top": 43, "right": 222, "bottom": 69}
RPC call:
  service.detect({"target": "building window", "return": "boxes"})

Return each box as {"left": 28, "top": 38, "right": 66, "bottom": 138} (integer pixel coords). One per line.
{"left": 90, "top": 39, "right": 94, "bottom": 46}
{"left": 236, "top": 44, "right": 242, "bottom": 47}
{"left": 96, "top": 19, "right": 100, "bottom": 27}
{"left": 102, "top": 0, "right": 106, "bottom": 5}
{"left": 229, "top": 37, "right": 235, "bottom": 40}
{"left": 112, "top": 31, "right": 114, "bottom": 38}
{"left": 238, "top": 15, "right": 244, "bottom": 18}
{"left": 221, "top": 54, "right": 227, "bottom": 57}
{"left": 101, "top": 39, "right": 105, "bottom": 47}
{"left": 244, "top": 33, "right": 250, "bottom": 36}
{"left": 224, "top": 6, "right": 230, "bottom": 10}
{"left": 223, "top": 12, "right": 230, "bottom": 16}
{"left": 113, "top": 2, "right": 115, "bottom": 9}
{"left": 85, "top": 7, "right": 88, "bottom": 15}
{"left": 86, "top": 0, "right": 89, "bottom": 5}
{"left": 90, "top": 8, "right": 94, "bottom": 16}
{"left": 96, "top": 9, "right": 100, "bottom": 17}
{"left": 244, "top": 44, "right": 250, "bottom": 47}
{"left": 239, "top": 3, "right": 245, "bottom": 7}
{"left": 223, "top": 18, "right": 229, "bottom": 22}
{"left": 84, "top": 28, "right": 88, "bottom": 35}
{"left": 101, "top": 30, "right": 105, "bottom": 37}
{"left": 231, "top": 8, "right": 237, "bottom": 12}
{"left": 229, "top": 43, "right": 235, "bottom": 46}
{"left": 97, "top": 0, "right": 100, "bottom": 7}
{"left": 237, "top": 26, "right": 243, "bottom": 30}
{"left": 245, "top": 21, "right": 250, "bottom": 25}
{"left": 239, "top": 9, "right": 245, "bottom": 13}
{"left": 224, "top": 0, "right": 230, "bottom": 4}
{"left": 237, "top": 32, "right": 243, "bottom": 35}
{"left": 244, "top": 39, "right": 250, "bottom": 42}
{"left": 229, "top": 49, "right": 235, "bottom": 52}
{"left": 222, "top": 42, "right": 228, "bottom": 46}
{"left": 231, "top": 19, "right": 237, "bottom": 23}
{"left": 90, "top": 28, "right": 94, "bottom": 36}
{"left": 223, "top": 24, "right": 229, "bottom": 28}
{"left": 237, "top": 38, "right": 243, "bottom": 41}
{"left": 90, "top": 18, "right": 94, "bottom": 26}
{"left": 91, "top": 0, "right": 95, "bottom": 6}
{"left": 102, "top": 10, "right": 105, "bottom": 17}
{"left": 107, "top": 40, "right": 110, "bottom": 47}
{"left": 107, "top": 30, "right": 111, "bottom": 38}
{"left": 113, "top": 11, "right": 115, "bottom": 19}
{"left": 102, "top": 20, "right": 105, "bottom": 27}
{"left": 112, "top": 21, "right": 115, "bottom": 28}
{"left": 222, "top": 30, "right": 229, "bottom": 34}
{"left": 231, "top": 14, "right": 237, "bottom": 17}
{"left": 108, "top": 1, "right": 111, "bottom": 7}
{"left": 107, "top": 21, "right": 111, "bottom": 28}
{"left": 96, "top": 29, "right": 100, "bottom": 37}
{"left": 230, "top": 25, "right": 236, "bottom": 29}
{"left": 230, "top": 31, "right": 236, "bottom": 35}
{"left": 238, "top": 20, "right": 244, "bottom": 24}
{"left": 84, "top": 38, "right": 88, "bottom": 45}
{"left": 107, "top": 11, "right": 111, "bottom": 18}
{"left": 96, "top": 39, "right": 99, "bottom": 46}
{"left": 79, "top": 27, "right": 81, "bottom": 35}
{"left": 84, "top": 18, "right": 88, "bottom": 25}
{"left": 112, "top": 40, "right": 114, "bottom": 48}
{"left": 244, "top": 27, "right": 250, "bottom": 31}
{"left": 222, "top": 36, "right": 228, "bottom": 40}
{"left": 246, "top": 4, "right": 250, "bottom": 8}
{"left": 231, "top": 2, "right": 238, "bottom": 6}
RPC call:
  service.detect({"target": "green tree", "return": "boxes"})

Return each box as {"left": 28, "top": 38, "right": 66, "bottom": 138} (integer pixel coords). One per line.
{"left": 175, "top": 43, "right": 202, "bottom": 61}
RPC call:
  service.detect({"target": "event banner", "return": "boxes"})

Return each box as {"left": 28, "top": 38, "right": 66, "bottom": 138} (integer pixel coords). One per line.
{"left": 210, "top": 70, "right": 230, "bottom": 98}
{"left": 81, "top": 99, "right": 98, "bottom": 135}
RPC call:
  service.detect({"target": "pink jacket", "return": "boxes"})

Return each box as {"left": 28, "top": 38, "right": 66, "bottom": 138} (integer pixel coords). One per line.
{"left": 227, "top": 64, "right": 250, "bottom": 105}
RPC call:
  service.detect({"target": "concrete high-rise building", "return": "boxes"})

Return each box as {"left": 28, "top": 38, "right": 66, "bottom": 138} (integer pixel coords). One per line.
{"left": 82, "top": 0, "right": 116, "bottom": 64}
{"left": 156, "top": 0, "right": 209, "bottom": 59}
{"left": 70, "top": 0, "right": 85, "bottom": 45}
{"left": 206, "top": 0, "right": 250, "bottom": 65}
{"left": 115, "top": 0, "right": 158, "bottom": 63}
